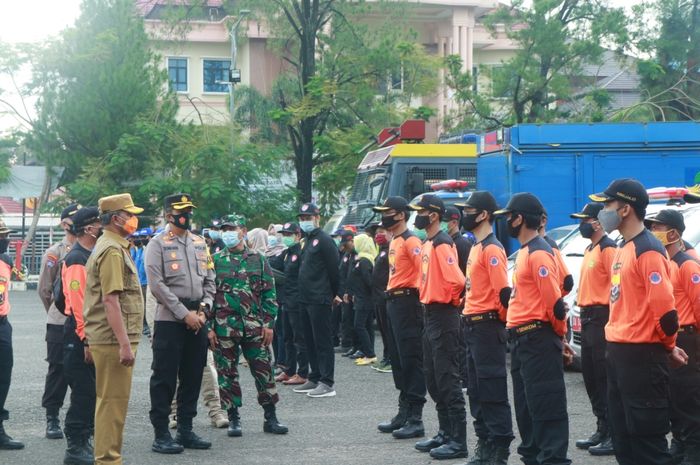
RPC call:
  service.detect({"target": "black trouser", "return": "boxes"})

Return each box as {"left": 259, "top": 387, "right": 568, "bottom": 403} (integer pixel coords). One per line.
{"left": 580, "top": 306, "right": 609, "bottom": 424}
{"left": 0, "top": 317, "right": 12, "bottom": 421}
{"left": 331, "top": 303, "right": 342, "bottom": 346}
{"left": 606, "top": 342, "right": 672, "bottom": 465}
{"left": 353, "top": 298, "right": 375, "bottom": 357}
{"left": 273, "top": 305, "right": 287, "bottom": 367}
{"left": 510, "top": 325, "right": 571, "bottom": 465}
{"left": 281, "top": 307, "right": 296, "bottom": 376}
{"left": 465, "top": 318, "right": 514, "bottom": 446}
{"left": 63, "top": 317, "right": 95, "bottom": 439}
{"left": 149, "top": 321, "right": 208, "bottom": 431}
{"left": 670, "top": 330, "right": 700, "bottom": 447}
{"left": 42, "top": 323, "right": 68, "bottom": 415}
{"left": 423, "top": 305, "right": 466, "bottom": 419}
{"left": 285, "top": 308, "right": 309, "bottom": 378}
{"left": 302, "top": 303, "right": 335, "bottom": 387}
{"left": 374, "top": 298, "right": 389, "bottom": 361}
{"left": 386, "top": 293, "right": 426, "bottom": 407}
{"left": 459, "top": 318, "right": 468, "bottom": 389}
{"left": 340, "top": 301, "right": 356, "bottom": 349}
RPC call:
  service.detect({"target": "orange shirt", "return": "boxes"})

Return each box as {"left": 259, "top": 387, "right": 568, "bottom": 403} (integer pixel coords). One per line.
{"left": 670, "top": 251, "right": 700, "bottom": 326}
{"left": 507, "top": 236, "right": 566, "bottom": 336}
{"left": 61, "top": 242, "right": 92, "bottom": 341}
{"left": 686, "top": 245, "right": 700, "bottom": 260}
{"left": 387, "top": 230, "right": 422, "bottom": 291}
{"left": 606, "top": 229, "right": 677, "bottom": 350}
{"left": 577, "top": 236, "right": 617, "bottom": 307}
{"left": 464, "top": 233, "right": 509, "bottom": 321}
{"left": 419, "top": 231, "right": 465, "bottom": 306}
{"left": 544, "top": 236, "right": 573, "bottom": 297}
{"left": 0, "top": 258, "right": 11, "bottom": 317}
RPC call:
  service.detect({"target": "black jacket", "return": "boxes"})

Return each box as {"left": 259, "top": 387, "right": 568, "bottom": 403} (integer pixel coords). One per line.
{"left": 372, "top": 245, "right": 390, "bottom": 304}
{"left": 281, "top": 243, "right": 302, "bottom": 311}
{"left": 348, "top": 256, "right": 373, "bottom": 306}
{"left": 299, "top": 228, "right": 340, "bottom": 305}
{"left": 451, "top": 232, "right": 473, "bottom": 273}
{"left": 338, "top": 250, "right": 356, "bottom": 297}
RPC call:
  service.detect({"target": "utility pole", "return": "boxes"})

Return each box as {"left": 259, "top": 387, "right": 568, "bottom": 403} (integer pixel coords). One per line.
{"left": 228, "top": 10, "right": 250, "bottom": 124}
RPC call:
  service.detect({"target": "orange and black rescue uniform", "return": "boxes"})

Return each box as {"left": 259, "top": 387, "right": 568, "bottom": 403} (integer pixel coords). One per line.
{"left": 543, "top": 235, "right": 574, "bottom": 296}
{"left": 0, "top": 249, "right": 16, "bottom": 431}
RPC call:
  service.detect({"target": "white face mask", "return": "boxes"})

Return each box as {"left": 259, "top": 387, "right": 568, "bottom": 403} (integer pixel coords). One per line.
{"left": 221, "top": 230, "right": 241, "bottom": 248}
{"left": 300, "top": 220, "right": 316, "bottom": 233}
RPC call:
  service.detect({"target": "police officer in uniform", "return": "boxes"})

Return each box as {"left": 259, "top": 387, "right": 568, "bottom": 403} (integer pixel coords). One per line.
{"left": 589, "top": 179, "right": 687, "bottom": 465}
{"left": 373, "top": 196, "right": 427, "bottom": 439}
{"left": 646, "top": 209, "right": 700, "bottom": 464}
{"left": 457, "top": 191, "right": 514, "bottom": 465}
{"left": 410, "top": 195, "right": 468, "bottom": 460}
{"left": 570, "top": 202, "right": 616, "bottom": 456}
{"left": 61, "top": 207, "right": 102, "bottom": 465}
{"left": 0, "top": 219, "right": 23, "bottom": 450}
{"left": 495, "top": 193, "right": 572, "bottom": 465}
{"left": 38, "top": 203, "right": 79, "bottom": 439}
{"left": 146, "top": 193, "right": 214, "bottom": 454}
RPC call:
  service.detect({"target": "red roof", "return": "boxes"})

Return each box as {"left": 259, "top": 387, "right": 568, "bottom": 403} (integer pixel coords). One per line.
{"left": 0, "top": 197, "right": 34, "bottom": 214}
{"left": 136, "top": 0, "right": 224, "bottom": 16}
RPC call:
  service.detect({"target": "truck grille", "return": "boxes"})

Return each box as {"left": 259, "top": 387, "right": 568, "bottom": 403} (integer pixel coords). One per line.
{"left": 458, "top": 167, "right": 477, "bottom": 188}
{"left": 409, "top": 167, "right": 448, "bottom": 191}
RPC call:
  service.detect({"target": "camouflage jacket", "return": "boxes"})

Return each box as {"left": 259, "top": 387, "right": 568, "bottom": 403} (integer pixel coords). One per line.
{"left": 207, "top": 246, "right": 278, "bottom": 338}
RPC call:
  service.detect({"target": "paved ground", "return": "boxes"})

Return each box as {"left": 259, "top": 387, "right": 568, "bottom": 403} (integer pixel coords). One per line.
{"left": 2, "top": 291, "right": 617, "bottom": 465}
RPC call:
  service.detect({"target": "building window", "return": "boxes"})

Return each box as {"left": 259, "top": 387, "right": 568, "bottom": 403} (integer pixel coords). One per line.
{"left": 203, "top": 59, "right": 231, "bottom": 93}
{"left": 488, "top": 65, "right": 513, "bottom": 99}
{"left": 168, "top": 58, "right": 188, "bottom": 92}
{"left": 390, "top": 65, "right": 404, "bottom": 92}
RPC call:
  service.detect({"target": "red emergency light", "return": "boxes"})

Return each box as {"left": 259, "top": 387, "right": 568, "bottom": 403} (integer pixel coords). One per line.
{"left": 647, "top": 187, "right": 688, "bottom": 200}
{"left": 431, "top": 180, "right": 469, "bottom": 192}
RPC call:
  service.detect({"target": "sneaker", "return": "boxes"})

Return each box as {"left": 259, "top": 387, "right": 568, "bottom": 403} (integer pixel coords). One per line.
{"left": 355, "top": 357, "right": 377, "bottom": 366}
{"left": 293, "top": 381, "right": 318, "bottom": 393}
{"left": 376, "top": 362, "right": 392, "bottom": 373}
{"left": 348, "top": 350, "right": 366, "bottom": 360}
{"left": 307, "top": 382, "right": 336, "bottom": 398}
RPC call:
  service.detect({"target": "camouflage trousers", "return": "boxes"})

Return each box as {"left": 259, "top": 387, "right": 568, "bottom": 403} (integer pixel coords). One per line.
{"left": 214, "top": 334, "right": 279, "bottom": 410}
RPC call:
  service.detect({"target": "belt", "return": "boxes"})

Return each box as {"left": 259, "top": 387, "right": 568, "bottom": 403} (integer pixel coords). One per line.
{"left": 679, "top": 325, "right": 697, "bottom": 334}
{"left": 0, "top": 315, "right": 6, "bottom": 322}
{"left": 179, "top": 298, "right": 203, "bottom": 311}
{"left": 508, "top": 320, "right": 550, "bottom": 338}
{"left": 463, "top": 310, "right": 500, "bottom": 325}
{"left": 385, "top": 288, "right": 418, "bottom": 299}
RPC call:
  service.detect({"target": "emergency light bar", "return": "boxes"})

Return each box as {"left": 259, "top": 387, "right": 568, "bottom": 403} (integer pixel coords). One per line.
{"left": 647, "top": 187, "right": 689, "bottom": 200}
{"left": 431, "top": 180, "right": 469, "bottom": 192}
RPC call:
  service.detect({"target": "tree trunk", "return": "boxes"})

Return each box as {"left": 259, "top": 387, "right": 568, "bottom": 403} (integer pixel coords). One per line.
{"left": 21, "top": 166, "right": 51, "bottom": 263}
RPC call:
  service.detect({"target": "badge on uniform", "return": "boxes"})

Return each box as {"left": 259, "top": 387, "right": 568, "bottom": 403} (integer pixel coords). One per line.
{"left": 291, "top": 255, "right": 298, "bottom": 262}
{"left": 46, "top": 255, "right": 57, "bottom": 268}
{"left": 538, "top": 266, "right": 549, "bottom": 278}
{"left": 692, "top": 273, "right": 700, "bottom": 284}
{"left": 447, "top": 256, "right": 455, "bottom": 266}
{"left": 380, "top": 251, "right": 386, "bottom": 257}
{"left": 70, "top": 280, "right": 80, "bottom": 291}
{"left": 413, "top": 247, "right": 421, "bottom": 256}
{"left": 343, "top": 256, "right": 348, "bottom": 262}
{"left": 170, "top": 252, "right": 177, "bottom": 259}
{"left": 313, "top": 239, "right": 319, "bottom": 247}
{"left": 171, "top": 263, "right": 180, "bottom": 271}
{"left": 489, "top": 256, "right": 499, "bottom": 267}
{"left": 648, "top": 271, "right": 662, "bottom": 285}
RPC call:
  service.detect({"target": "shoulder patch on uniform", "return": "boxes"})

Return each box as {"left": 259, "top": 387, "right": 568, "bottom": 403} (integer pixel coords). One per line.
{"left": 69, "top": 280, "right": 80, "bottom": 291}
{"left": 380, "top": 251, "right": 386, "bottom": 257}
{"left": 413, "top": 247, "right": 421, "bottom": 256}
{"left": 538, "top": 265, "right": 549, "bottom": 278}
{"left": 692, "top": 273, "right": 700, "bottom": 284}
{"left": 313, "top": 239, "right": 319, "bottom": 247}
{"left": 447, "top": 255, "right": 455, "bottom": 266}
{"left": 291, "top": 255, "right": 298, "bottom": 262}
{"left": 648, "top": 271, "right": 662, "bottom": 285}
{"left": 489, "top": 256, "right": 499, "bottom": 266}
{"left": 46, "top": 257, "right": 57, "bottom": 268}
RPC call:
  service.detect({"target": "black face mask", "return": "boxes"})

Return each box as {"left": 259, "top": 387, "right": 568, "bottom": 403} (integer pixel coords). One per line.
{"left": 414, "top": 214, "right": 432, "bottom": 230}
{"left": 0, "top": 239, "right": 8, "bottom": 254}
{"left": 507, "top": 215, "right": 523, "bottom": 238}
{"left": 579, "top": 222, "right": 595, "bottom": 239}
{"left": 380, "top": 213, "right": 400, "bottom": 229}
{"left": 170, "top": 212, "right": 192, "bottom": 230}
{"left": 461, "top": 212, "right": 483, "bottom": 232}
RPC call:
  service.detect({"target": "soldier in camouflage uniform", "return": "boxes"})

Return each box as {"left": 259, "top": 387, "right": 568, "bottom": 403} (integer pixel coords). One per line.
{"left": 205, "top": 214, "right": 288, "bottom": 437}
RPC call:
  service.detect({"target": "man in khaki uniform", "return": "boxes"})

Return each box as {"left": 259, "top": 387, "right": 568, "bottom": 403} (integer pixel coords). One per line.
{"left": 84, "top": 193, "right": 144, "bottom": 465}
{"left": 37, "top": 203, "right": 79, "bottom": 439}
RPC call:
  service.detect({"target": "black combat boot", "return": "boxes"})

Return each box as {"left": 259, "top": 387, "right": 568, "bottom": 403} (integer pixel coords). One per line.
{"left": 415, "top": 410, "right": 449, "bottom": 452}
{"left": 466, "top": 438, "right": 493, "bottom": 464}
{"left": 151, "top": 428, "right": 184, "bottom": 454}
{"left": 46, "top": 411, "right": 64, "bottom": 439}
{"left": 588, "top": 434, "right": 614, "bottom": 456}
{"left": 0, "top": 421, "right": 24, "bottom": 450}
{"left": 378, "top": 398, "right": 408, "bottom": 433}
{"left": 64, "top": 434, "right": 93, "bottom": 465}
{"left": 671, "top": 438, "right": 686, "bottom": 464}
{"left": 227, "top": 407, "right": 242, "bottom": 437}
{"left": 489, "top": 440, "right": 511, "bottom": 465}
{"left": 429, "top": 412, "right": 468, "bottom": 460}
{"left": 175, "top": 422, "right": 211, "bottom": 450}
{"left": 392, "top": 403, "right": 425, "bottom": 439}
{"left": 263, "top": 404, "right": 288, "bottom": 434}
{"left": 681, "top": 444, "right": 700, "bottom": 465}
{"left": 575, "top": 417, "right": 604, "bottom": 449}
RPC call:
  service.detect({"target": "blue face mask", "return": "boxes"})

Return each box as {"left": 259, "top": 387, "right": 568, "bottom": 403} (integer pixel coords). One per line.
{"left": 221, "top": 231, "right": 241, "bottom": 249}
{"left": 268, "top": 236, "right": 278, "bottom": 247}
{"left": 300, "top": 221, "right": 316, "bottom": 233}
{"left": 209, "top": 230, "right": 221, "bottom": 241}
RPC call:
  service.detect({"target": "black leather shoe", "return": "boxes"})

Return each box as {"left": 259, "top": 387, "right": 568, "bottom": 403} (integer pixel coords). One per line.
{"left": 0, "top": 423, "right": 24, "bottom": 450}
{"left": 64, "top": 435, "right": 93, "bottom": 465}
{"left": 415, "top": 431, "right": 446, "bottom": 452}
{"left": 430, "top": 440, "right": 469, "bottom": 460}
{"left": 392, "top": 421, "right": 425, "bottom": 439}
{"left": 588, "top": 436, "right": 614, "bottom": 456}
{"left": 341, "top": 347, "right": 357, "bottom": 357}
{"left": 46, "top": 414, "right": 64, "bottom": 439}
{"left": 151, "top": 433, "right": 184, "bottom": 454}
{"left": 575, "top": 430, "right": 603, "bottom": 449}
{"left": 227, "top": 408, "right": 242, "bottom": 437}
{"left": 175, "top": 429, "right": 211, "bottom": 449}
{"left": 378, "top": 409, "right": 407, "bottom": 433}
{"left": 263, "top": 405, "right": 289, "bottom": 434}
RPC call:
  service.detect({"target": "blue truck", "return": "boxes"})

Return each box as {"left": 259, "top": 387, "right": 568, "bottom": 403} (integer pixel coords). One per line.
{"left": 477, "top": 121, "right": 700, "bottom": 253}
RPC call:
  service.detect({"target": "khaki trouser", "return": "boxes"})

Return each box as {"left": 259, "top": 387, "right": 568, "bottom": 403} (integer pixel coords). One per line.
{"left": 91, "top": 343, "right": 138, "bottom": 465}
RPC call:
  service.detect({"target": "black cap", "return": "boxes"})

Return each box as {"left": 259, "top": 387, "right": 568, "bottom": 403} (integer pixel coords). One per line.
{"left": 494, "top": 193, "right": 545, "bottom": 216}
{"left": 298, "top": 203, "right": 320, "bottom": 216}
{"left": 645, "top": 209, "right": 685, "bottom": 234}
{"left": 409, "top": 194, "right": 445, "bottom": 215}
{"left": 72, "top": 207, "right": 101, "bottom": 230}
{"left": 61, "top": 203, "right": 81, "bottom": 220}
{"left": 455, "top": 191, "right": 499, "bottom": 213}
{"left": 570, "top": 202, "right": 604, "bottom": 220}
{"left": 685, "top": 191, "right": 700, "bottom": 204}
{"left": 442, "top": 206, "right": 461, "bottom": 222}
{"left": 589, "top": 178, "right": 649, "bottom": 210}
{"left": 164, "top": 193, "right": 196, "bottom": 211}
{"left": 280, "top": 222, "right": 301, "bottom": 234}
{"left": 373, "top": 196, "right": 409, "bottom": 213}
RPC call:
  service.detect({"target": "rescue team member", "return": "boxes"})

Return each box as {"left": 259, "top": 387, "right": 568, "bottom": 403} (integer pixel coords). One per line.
{"left": 347, "top": 233, "right": 378, "bottom": 365}
{"left": 495, "top": 193, "right": 572, "bottom": 465}
{"left": 279, "top": 222, "right": 309, "bottom": 385}
{"left": 84, "top": 193, "right": 145, "bottom": 465}
{"left": 457, "top": 191, "right": 514, "bottom": 465}
{"left": 205, "top": 214, "right": 288, "bottom": 436}
{"left": 589, "top": 178, "right": 688, "bottom": 465}
{"left": 0, "top": 219, "right": 23, "bottom": 450}
{"left": 373, "top": 197, "right": 427, "bottom": 439}
{"left": 371, "top": 225, "right": 393, "bottom": 373}
{"left": 569, "top": 202, "right": 616, "bottom": 456}
{"left": 539, "top": 212, "right": 574, "bottom": 296}
{"left": 146, "top": 194, "right": 215, "bottom": 454}
{"left": 294, "top": 203, "right": 340, "bottom": 398}
{"left": 60, "top": 207, "right": 102, "bottom": 465}
{"left": 409, "top": 195, "right": 468, "bottom": 460}
{"left": 337, "top": 230, "right": 358, "bottom": 357}
{"left": 38, "top": 203, "right": 79, "bottom": 440}
{"left": 646, "top": 209, "right": 700, "bottom": 464}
